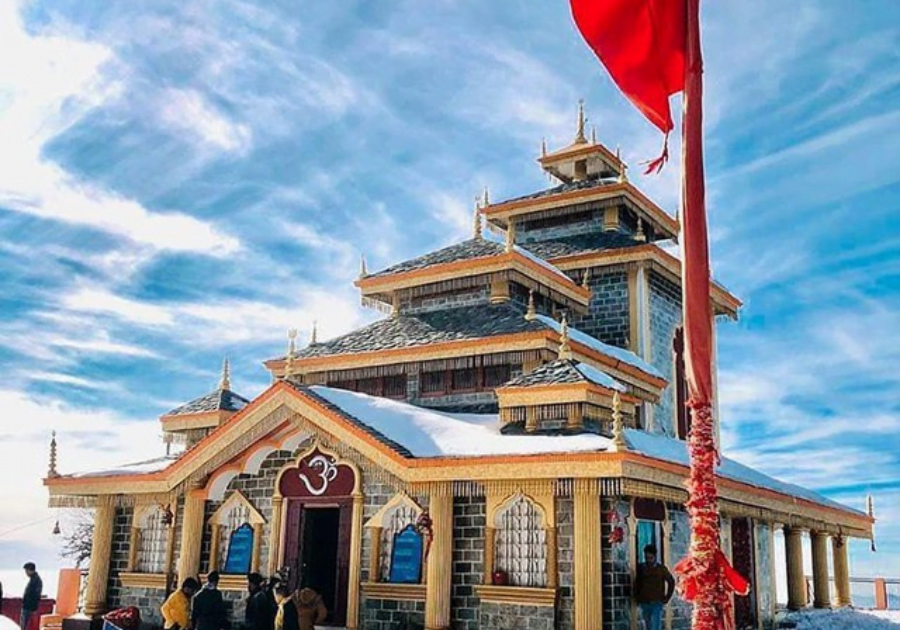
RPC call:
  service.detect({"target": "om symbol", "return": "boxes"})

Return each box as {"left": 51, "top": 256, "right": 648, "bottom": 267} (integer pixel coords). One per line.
{"left": 297, "top": 455, "right": 339, "bottom": 496}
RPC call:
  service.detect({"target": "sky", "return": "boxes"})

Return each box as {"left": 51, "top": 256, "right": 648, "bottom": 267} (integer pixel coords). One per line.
{"left": 1, "top": 0, "right": 898, "bottom": 600}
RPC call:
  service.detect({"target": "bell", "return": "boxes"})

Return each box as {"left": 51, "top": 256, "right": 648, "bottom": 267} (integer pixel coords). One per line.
{"left": 52, "top": 520, "right": 61, "bottom": 535}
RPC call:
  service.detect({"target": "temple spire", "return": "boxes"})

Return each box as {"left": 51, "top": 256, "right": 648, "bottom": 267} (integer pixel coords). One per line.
{"left": 574, "top": 99, "right": 587, "bottom": 144}
{"left": 635, "top": 218, "right": 646, "bottom": 242}
{"left": 611, "top": 391, "right": 627, "bottom": 451}
{"left": 311, "top": 321, "right": 318, "bottom": 345}
{"left": 558, "top": 314, "right": 572, "bottom": 360}
{"left": 591, "top": 125, "right": 597, "bottom": 145}
{"left": 48, "top": 430, "right": 59, "bottom": 478}
{"left": 616, "top": 146, "right": 628, "bottom": 183}
{"left": 219, "top": 358, "right": 231, "bottom": 390}
{"left": 359, "top": 254, "right": 368, "bottom": 279}
{"left": 525, "top": 289, "right": 536, "bottom": 321}
{"left": 284, "top": 328, "right": 297, "bottom": 379}
{"left": 541, "top": 138, "right": 547, "bottom": 157}
{"left": 482, "top": 185, "right": 490, "bottom": 207}
{"left": 473, "top": 197, "right": 483, "bottom": 241}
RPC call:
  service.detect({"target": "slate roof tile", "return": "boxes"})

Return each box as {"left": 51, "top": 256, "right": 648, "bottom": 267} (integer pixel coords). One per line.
{"left": 164, "top": 388, "right": 250, "bottom": 417}
{"left": 367, "top": 238, "right": 506, "bottom": 278}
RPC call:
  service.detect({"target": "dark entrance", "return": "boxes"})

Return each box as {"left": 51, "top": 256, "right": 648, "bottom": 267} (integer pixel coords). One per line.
{"left": 731, "top": 517, "right": 758, "bottom": 630}
{"left": 284, "top": 500, "right": 352, "bottom": 626}
{"left": 301, "top": 507, "right": 339, "bottom": 613}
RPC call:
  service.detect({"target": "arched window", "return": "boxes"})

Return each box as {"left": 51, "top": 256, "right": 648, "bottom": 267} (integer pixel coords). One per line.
{"left": 494, "top": 495, "right": 547, "bottom": 587}
{"left": 363, "top": 493, "right": 424, "bottom": 584}
{"left": 134, "top": 506, "right": 172, "bottom": 574}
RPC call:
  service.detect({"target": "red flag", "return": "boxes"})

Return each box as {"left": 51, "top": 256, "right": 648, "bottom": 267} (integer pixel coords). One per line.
{"left": 570, "top": 1, "right": 745, "bottom": 629}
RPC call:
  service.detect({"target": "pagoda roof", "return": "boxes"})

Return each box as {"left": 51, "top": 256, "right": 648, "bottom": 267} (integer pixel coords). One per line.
{"left": 502, "top": 358, "right": 625, "bottom": 391}
{"left": 368, "top": 238, "right": 505, "bottom": 278}
{"left": 521, "top": 231, "right": 644, "bottom": 260}
{"left": 163, "top": 388, "right": 250, "bottom": 418}
{"left": 498, "top": 176, "right": 613, "bottom": 206}
{"left": 282, "top": 302, "right": 548, "bottom": 360}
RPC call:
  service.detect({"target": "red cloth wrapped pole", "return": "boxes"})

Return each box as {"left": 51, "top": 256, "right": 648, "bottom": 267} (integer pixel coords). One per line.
{"left": 570, "top": 1, "right": 749, "bottom": 628}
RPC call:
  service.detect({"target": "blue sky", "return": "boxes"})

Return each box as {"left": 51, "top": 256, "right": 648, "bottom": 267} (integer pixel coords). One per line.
{"left": 1, "top": 0, "right": 898, "bottom": 593}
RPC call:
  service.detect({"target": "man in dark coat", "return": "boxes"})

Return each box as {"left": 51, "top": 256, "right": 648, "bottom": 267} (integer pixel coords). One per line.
{"left": 20, "top": 563, "right": 43, "bottom": 630}
{"left": 244, "top": 573, "right": 273, "bottom": 630}
{"left": 192, "top": 572, "right": 228, "bottom": 630}
{"left": 633, "top": 544, "right": 675, "bottom": 630}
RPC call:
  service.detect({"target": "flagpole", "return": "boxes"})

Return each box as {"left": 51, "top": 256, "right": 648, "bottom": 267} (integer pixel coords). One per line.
{"left": 678, "top": 0, "right": 729, "bottom": 628}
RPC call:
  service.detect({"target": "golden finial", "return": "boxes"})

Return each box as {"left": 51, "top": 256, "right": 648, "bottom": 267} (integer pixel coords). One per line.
{"left": 591, "top": 125, "right": 597, "bottom": 145}
{"left": 219, "top": 358, "right": 231, "bottom": 390}
{"left": 473, "top": 197, "right": 483, "bottom": 241}
{"left": 525, "top": 289, "right": 536, "bottom": 321}
{"left": 616, "top": 146, "right": 628, "bottom": 183}
{"left": 311, "top": 320, "right": 318, "bottom": 345}
{"left": 574, "top": 99, "right": 587, "bottom": 144}
{"left": 482, "top": 185, "right": 490, "bottom": 207}
{"left": 52, "top": 520, "right": 61, "bottom": 535}
{"left": 558, "top": 314, "right": 572, "bottom": 360}
{"left": 284, "top": 329, "right": 297, "bottom": 378}
{"left": 505, "top": 220, "right": 516, "bottom": 253}
{"left": 867, "top": 495, "right": 875, "bottom": 518}
{"left": 359, "top": 254, "right": 368, "bottom": 279}
{"left": 541, "top": 138, "right": 547, "bottom": 157}
{"left": 635, "top": 217, "right": 646, "bottom": 242}
{"left": 48, "top": 430, "right": 59, "bottom": 478}
{"left": 611, "top": 391, "right": 627, "bottom": 451}
{"left": 581, "top": 268, "right": 590, "bottom": 290}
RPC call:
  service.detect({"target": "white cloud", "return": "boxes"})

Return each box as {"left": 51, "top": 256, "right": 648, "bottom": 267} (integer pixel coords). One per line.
{"left": 61, "top": 288, "right": 174, "bottom": 326}
{"left": 157, "top": 87, "right": 252, "bottom": 154}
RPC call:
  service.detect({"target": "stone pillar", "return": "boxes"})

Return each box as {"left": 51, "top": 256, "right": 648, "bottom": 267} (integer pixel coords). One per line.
{"left": 268, "top": 496, "right": 283, "bottom": 576}
{"left": 251, "top": 523, "right": 264, "bottom": 574}
{"left": 424, "top": 485, "right": 453, "bottom": 630}
{"left": 811, "top": 531, "right": 831, "bottom": 608}
{"left": 784, "top": 527, "right": 807, "bottom": 610}
{"left": 368, "top": 526, "right": 383, "bottom": 582}
{"left": 831, "top": 536, "right": 852, "bottom": 607}
{"left": 177, "top": 489, "right": 205, "bottom": 585}
{"left": 346, "top": 494, "right": 364, "bottom": 630}
{"left": 573, "top": 480, "right": 601, "bottom": 630}
{"left": 83, "top": 496, "right": 115, "bottom": 616}
{"left": 209, "top": 525, "right": 221, "bottom": 572}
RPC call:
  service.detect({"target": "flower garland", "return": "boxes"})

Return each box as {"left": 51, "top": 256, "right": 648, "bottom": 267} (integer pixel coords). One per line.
{"left": 674, "top": 401, "right": 749, "bottom": 630}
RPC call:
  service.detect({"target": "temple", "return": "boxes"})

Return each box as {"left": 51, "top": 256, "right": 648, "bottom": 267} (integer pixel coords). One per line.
{"left": 46, "top": 104, "right": 873, "bottom": 630}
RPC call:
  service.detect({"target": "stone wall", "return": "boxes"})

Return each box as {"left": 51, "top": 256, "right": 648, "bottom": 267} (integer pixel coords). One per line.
{"left": 516, "top": 209, "right": 602, "bottom": 243}
{"left": 556, "top": 497, "right": 575, "bottom": 630}
{"left": 666, "top": 506, "right": 692, "bottom": 630}
{"left": 571, "top": 269, "right": 630, "bottom": 349}
{"left": 361, "top": 598, "right": 425, "bottom": 630}
{"left": 755, "top": 521, "right": 776, "bottom": 629}
{"left": 480, "top": 602, "right": 554, "bottom": 630}
{"left": 403, "top": 287, "right": 491, "bottom": 315}
{"left": 648, "top": 271, "right": 681, "bottom": 437}
{"left": 451, "top": 496, "right": 484, "bottom": 630}
{"left": 106, "top": 506, "right": 133, "bottom": 611}
{"left": 601, "top": 498, "right": 633, "bottom": 630}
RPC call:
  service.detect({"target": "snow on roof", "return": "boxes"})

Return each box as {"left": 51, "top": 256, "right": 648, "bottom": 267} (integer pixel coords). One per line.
{"left": 70, "top": 455, "right": 179, "bottom": 478}
{"left": 309, "top": 386, "right": 610, "bottom": 457}
{"left": 535, "top": 314, "right": 665, "bottom": 379}
{"left": 574, "top": 362, "right": 627, "bottom": 392}
{"left": 624, "top": 430, "right": 863, "bottom": 515}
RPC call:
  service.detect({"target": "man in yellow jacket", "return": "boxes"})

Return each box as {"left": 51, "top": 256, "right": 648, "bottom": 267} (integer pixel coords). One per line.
{"left": 161, "top": 578, "right": 200, "bottom": 630}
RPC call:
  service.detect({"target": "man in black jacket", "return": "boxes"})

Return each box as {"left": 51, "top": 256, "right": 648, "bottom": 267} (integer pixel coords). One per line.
{"left": 20, "top": 562, "right": 43, "bottom": 630}
{"left": 244, "top": 574, "right": 272, "bottom": 630}
{"left": 192, "top": 572, "right": 228, "bottom": 630}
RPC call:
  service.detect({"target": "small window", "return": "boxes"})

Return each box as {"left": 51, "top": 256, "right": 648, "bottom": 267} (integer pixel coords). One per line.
{"left": 451, "top": 368, "right": 477, "bottom": 392}
{"left": 421, "top": 371, "right": 446, "bottom": 394}
{"left": 495, "top": 496, "right": 547, "bottom": 588}
{"left": 383, "top": 374, "right": 407, "bottom": 399}
{"left": 356, "top": 377, "right": 381, "bottom": 396}
{"left": 484, "top": 364, "right": 512, "bottom": 387}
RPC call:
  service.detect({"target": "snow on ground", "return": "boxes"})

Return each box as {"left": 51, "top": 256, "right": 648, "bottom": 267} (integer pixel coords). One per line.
{"left": 780, "top": 608, "right": 900, "bottom": 629}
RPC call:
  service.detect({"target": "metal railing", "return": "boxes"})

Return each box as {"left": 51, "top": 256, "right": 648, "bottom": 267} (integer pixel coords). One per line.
{"left": 804, "top": 575, "right": 900, "bottom": 609}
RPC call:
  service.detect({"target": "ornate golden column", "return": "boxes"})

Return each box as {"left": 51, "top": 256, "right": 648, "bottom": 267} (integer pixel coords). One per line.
{"left": 346, "top": 493, "right": 365, "bottom": 630}
{"left": 368, "top": 526, "right": 383, "bottom": 582}
{"left": 811, "top": 531, "right": 831, "bottom": 608}
{"left": 831, "top": 536, "right": 852, "bottom": 607}
{"left": 267, "top": 496, "right": 283, "bottom": 576}
{"left": 251, "top": 523, "right": 264, "bottom": 574}
{"left": 573, "top": 479, "right": 601, "bottom": 630}
{"left": 84, "top": 496, "right": 115, "bottom": 616}
{"left": 784, "top": 527, "right": 808, "bottom": 610}
{"left": 126, "top": 526, "right": 140, "bottom": 572}
{"left": 546, "top": 526, "right": 559, "bottom": 589}
{"left": 483, "top": 527, "right": 495, "bottom": 584}
{"left": 177, "top": 489, "right": 206, "bottom": 585}
{"left": 424, "top": 484, "right": 453, "bottom": 630}
{"left": 209, "top": 525, "right": 221, "bottom": 572}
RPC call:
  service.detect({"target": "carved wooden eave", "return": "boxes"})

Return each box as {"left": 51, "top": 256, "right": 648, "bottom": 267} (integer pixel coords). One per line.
{"left": 354, "top": 251, "right": 591, "bottom": 311}
{"left": 496, "top": 381, "right": 639, "bottom": 408}
{"left": 44, "top": 381, "right": 873, "bottom": 539}
{"left": 266, "top": 330, "right": 667, "bottom": 400}
{"left": 538, "top": 140, "right": 621, "bottom": 171}
{"left": 160, "top": 409, "right": 235, "bottom": 432}
{"left": 483, "top": 182, "right": 679, "bottom": 240}
{"left": 549, "top": 243, "right": 742, "bottom": 318}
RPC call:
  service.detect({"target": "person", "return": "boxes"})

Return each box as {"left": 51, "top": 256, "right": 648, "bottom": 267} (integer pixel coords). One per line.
{"left": 192, "top": 572, "right": 228, "bottom": 630}
{"left": 161, "top": 578, "right": 200, "bottom": 630}
{"left": 633, "top": 544, "right": 675, "bottom": 630}
{"left": 20, "top": 563, "right": 43, "bottom": 630}
{"left": 293, "top": 587, "right": 326, "bottom": 630}
{"left": 244, "top": 573, "right": 273, "bottom": 630}
{"left": 272, "top": 585, "right": 299, "bottom": 630}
